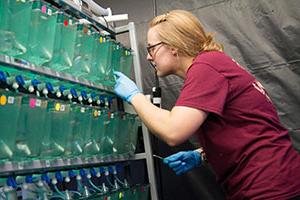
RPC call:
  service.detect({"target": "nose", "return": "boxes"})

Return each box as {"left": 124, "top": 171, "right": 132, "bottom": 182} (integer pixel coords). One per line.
{"left": 146, "top": 52, "right": 153, "bottom": 61}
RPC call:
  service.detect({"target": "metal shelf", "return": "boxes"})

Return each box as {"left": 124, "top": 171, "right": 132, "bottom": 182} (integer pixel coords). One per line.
{"left": 0, "top": 153, "right": 147, "bottom": 176}
{"left": 128, "top": 22, "right": 159, "bottom": 200}
{"left": 0, "top": 55, "right": 114, "bottom": 94}
{"left": 0, "top": 0, "right": 159, "bottom": 198}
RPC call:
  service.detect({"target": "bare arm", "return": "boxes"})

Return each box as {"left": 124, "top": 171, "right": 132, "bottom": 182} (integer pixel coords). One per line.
{"left": 131, "top": 93, "right": 208, "bottom": 146}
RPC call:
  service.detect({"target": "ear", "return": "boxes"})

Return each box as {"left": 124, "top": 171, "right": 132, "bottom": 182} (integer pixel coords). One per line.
{"left": 171, "top": 47, "right": 178, "bottom": 56}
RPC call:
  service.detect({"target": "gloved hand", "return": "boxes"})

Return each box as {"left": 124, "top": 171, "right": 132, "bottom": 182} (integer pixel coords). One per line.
{"left": 113, "top": 71, "right": 141, "bottom": 103}
{"left": 163, "top": 151, "right": 201, "bottom": 175}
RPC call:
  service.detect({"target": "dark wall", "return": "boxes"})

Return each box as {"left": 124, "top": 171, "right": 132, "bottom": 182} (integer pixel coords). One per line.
{"left": 95, "top": 0, "right": 300, "bottom": 199}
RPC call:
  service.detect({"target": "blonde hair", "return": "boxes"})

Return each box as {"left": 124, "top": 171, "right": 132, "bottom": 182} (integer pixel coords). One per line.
{"left": 149, "top": 10, "right": 223, "bottom": 57}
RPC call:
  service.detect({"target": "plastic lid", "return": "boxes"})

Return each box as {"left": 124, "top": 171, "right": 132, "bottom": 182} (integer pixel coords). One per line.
{"left": 46, "top": 82, "right": 54, "bottom": 92}
{"left": 70, "top": 88, "right": 78, "bottom": 97}
{"left": 0, "top": 71, "right": 7, "bottom": 82}
{"left": 6, "top": 177, "right": 17, "bottom": 188}
{"left": 99, "top": 167, "right": 105, "bottom": 174}
{"left": 108, "top": 166, "right": 114, "bottom": 174}
{"left": 15, "top": 75, "right": 25, "bottom": 86}
{"left": 81, "top": 90, "right": 87, "bottom": 98}
{"left": 31, "top": 79, "right": 41, "bottom": 87}
{"left": 59, "top": 85, "right": 67, "bottom": 92}
{"left": 25, "top": 175, "right": 33, "bottom": 183}
{"left": 68, "top": 170, "right": 76, "bottom": 178}
{"left": 79, "top": 169, "right": 86, "bottom": 177}
{"left": 116, "top": 164, "right": 123, "bottom": 173}
{"left": 90, "top": 168, "right": 97, "bottom": 177}
{"left": 41, "top": 174, "right": 50, "bottom": 184}
{"left": 55, "top": 172, "right": 64, "bottom": 183}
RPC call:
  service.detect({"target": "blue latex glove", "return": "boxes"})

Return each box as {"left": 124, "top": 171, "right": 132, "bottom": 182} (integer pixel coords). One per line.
{"left": 113, "top": 71, "right": 141, "bottom": 103}
{"left": 163, "top": 151, "right": 201, "bottom": 175}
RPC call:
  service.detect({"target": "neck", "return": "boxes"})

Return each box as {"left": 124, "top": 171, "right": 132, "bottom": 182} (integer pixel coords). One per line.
{"left": 176, "top": 56, "right": 195, "bottom": 79}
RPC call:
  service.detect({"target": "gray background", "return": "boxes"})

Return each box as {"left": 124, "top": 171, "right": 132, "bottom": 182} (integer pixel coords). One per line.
{"left": 95, "top": 0, "right": 300, "bottom": 199}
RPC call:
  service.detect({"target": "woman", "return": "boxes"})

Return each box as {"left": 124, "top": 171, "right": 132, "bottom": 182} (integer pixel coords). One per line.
{"left": 113, "top": 10, "right": 300, "bottom": 199}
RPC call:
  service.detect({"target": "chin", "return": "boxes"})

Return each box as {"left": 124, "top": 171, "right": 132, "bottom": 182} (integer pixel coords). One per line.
{"left": 157, "top": 72, "right": 166, "bottom": 77}
{"left": 156, "top": 70, "right": 170, "bottom": 77}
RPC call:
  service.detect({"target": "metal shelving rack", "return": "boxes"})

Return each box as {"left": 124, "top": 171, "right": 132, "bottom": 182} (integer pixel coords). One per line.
{"left": 0, "top": 152, "right": 145, "bottom": 176}
{"left": 0, "top": 0, "right": 159, "bottom": 199}
{"left": 0, "top": 55, "right": 114, "bottom": 93}
{"left": 119, "top": 22, "right": 159, "bottom": 200}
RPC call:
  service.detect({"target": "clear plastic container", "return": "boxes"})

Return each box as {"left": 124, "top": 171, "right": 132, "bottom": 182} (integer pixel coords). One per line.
{"left": 125, "top": 186, "right": 139, "bottom": 200}
{"left": 114, "top": 113, "right": 140, "bottom": 155}
{"left": 111, "top": 42, "right": 122, "bottom": 72}
{"left": 102, "top": 41, "right": 122, "bottom": 86}
{"left": 44, "top": 13, "right": 78, "bottom": 71}
{"left": 0, "top": 0, "right": 33, "bottom": 57}
{"left": 83, "top": 109, "right": 104, "bottom": 157}
{"left": 21, "top": 1, "right": 58, "bottom": 66}
{"left": 119, "top": 48, "right": 133, "bottom": 77}
{"left": 64, "top": 23, "right": 95, "bottom": 78}
{"left": 136, "top": 184, "right": 150, "bottom": 200}
{"left": 70, "top": 105, "right": 92, "bottom": 157}
{"left": 0, "top": 90, "right": 22, "bottom": 162}
{"left": 94, "top": 110, "right": 108, "bottom": 156}
{"left": 122, "top": 187, "right": 137, "bottom": 200}
{"left": 90, "top": 192, "right": 119, "bottom": 200}
{"left": 40, "top": 101, "right": 72, "bottom": 159}
{"left": 88, "top": 34, "right": 113, "bottom": 83}
{"left": 107, "top": 191, "right": 119, "bottom": 200}
{"left": 85, "top": 33, "right": 104, "bottom": 82}
{"left": 101, "top": 40, "right": 115, "bottom": 84}
{"left": 0, "top": 1, "right": 6, "bottom": 28}
{"left": 114, "top": 113, "right": 130, "bottom": 155}
{"left": 0, "top": 0, "right": 9, "bottom": 54}
{"left": 128, "top": 115, "right": 141, "bottom": 154}
{"left": 100, "top": 112, "right": 118, "bottom": 157}
{"left": 14, "top": 96, "right": 48, "bottom": 161}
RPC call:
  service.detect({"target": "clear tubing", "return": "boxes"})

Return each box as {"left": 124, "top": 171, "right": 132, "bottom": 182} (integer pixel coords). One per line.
{"left": 87, "top": 179, "right": 102, "bottom": 193}
{"left": 105, "top": 175, "right": 114, "bottom": 188}
{"left": 113, "top": 175, "right": 125, "bottom": 187}
{"left": 49, "top": 195, "right": 65, "bottom": 200}
{"left": 53, "top": 184, "right": 65, "bottom": 199}
{"left": 68, "top": 190, "right": 82, "bottom": 197}
{"left": 35, "top": 182, "right": 52, "bottom": 200}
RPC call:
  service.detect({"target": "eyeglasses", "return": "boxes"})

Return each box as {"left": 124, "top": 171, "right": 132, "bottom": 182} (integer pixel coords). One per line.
{"left": 147, "top": 42, "right": 164, "bottom": 57}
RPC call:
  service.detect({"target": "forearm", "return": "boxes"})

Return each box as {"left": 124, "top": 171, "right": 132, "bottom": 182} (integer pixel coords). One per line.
{"left": 129, "top": 92, "right": 207, "bottom": 146}
{"left": 131, "top": 93, "right": 179, "bottom": 145}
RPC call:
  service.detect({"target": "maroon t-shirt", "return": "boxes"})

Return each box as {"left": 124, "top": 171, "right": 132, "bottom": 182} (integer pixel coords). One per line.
{"left": 176, "top": 51, "right": 300, "bottom": 199}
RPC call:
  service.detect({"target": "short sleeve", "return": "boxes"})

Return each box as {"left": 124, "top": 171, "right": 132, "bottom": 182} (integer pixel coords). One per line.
{"left": 175, "top": 63, "right": 229, "bottom": 116}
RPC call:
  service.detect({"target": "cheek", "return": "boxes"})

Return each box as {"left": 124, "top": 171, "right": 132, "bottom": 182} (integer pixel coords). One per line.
{"left": 155, "top": 50, "right": 177, "bottom": 76}
{"left": 156, "top": 60, "right": 174, "bottom": 76}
